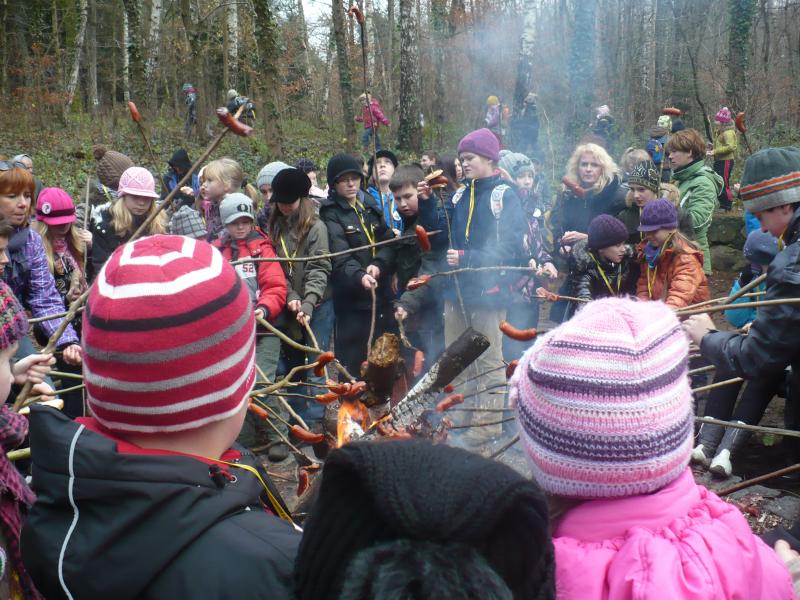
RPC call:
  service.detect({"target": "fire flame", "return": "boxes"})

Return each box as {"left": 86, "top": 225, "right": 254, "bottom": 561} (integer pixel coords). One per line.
{"left": 336, "top": 400, "right": 369, "bottom": 447}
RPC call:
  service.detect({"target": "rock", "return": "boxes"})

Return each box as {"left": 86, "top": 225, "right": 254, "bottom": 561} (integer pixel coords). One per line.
{"left": 708, "top": 214, "right": 746, "bottom": 246}
{"left": 765, "top": 496, "right": 800, "bottom": 522}
{"left": 711, "top": 245, "right": 747, "bottom": 272}
{"left": 728, "top": 484, "right": 782, "bottom": 501}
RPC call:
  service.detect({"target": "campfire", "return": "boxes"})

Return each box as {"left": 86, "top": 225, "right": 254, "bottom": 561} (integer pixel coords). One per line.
{"left": 336, "top": 400, "right": 369, "bottom": 447}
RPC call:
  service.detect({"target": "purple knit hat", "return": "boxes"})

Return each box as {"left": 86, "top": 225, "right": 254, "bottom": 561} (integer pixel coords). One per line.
{"left": 638, "top": 198, "right": 678, "bottom": 232}
{"left": 587, "top": 214, "right": 628, "bottom": 250}
{"left": 509, "top": 297, "right": 693, "bottom": 499}
{"left": 457, "top": 128, "right": 500, "bottom": 162}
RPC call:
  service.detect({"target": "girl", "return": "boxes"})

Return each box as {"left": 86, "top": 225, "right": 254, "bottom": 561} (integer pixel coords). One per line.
{"left": 561, "top": 214, "right": 639, "bottom": 321}
{"left": 32, "top": 188, "right": 91, "bottom": 417}
{"left": 199, "top": 158, "right": 245, "bottom": 241}
{"left": 321, "top": 153, "right": 397, "bottom": 377}
{"left": 213, "top": 192, "right": 289, "bottom": 460}
{"left": 636, "top": 198, "right": 710, "bottom": 308}
{"left": 510, "top": 297, "right": 794, "bottom": 599}
{"left": 90, "top": 166, "right": 166, "bottom": 275}
{"left": 666, "top": 128, "right": 723, "bottom": 274}
{"left": 618, "top": 160, "right": 688, "bottom": 243}
{"left": 267, "top": 168, "right": 332, "bottom": 428}
{"left": 710, "top": 107, "right": 738, "bottom": 210}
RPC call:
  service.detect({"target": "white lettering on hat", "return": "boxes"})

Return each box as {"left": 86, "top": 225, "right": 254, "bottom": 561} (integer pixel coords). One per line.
{"left": 42, "top": 202, "right": 52, "bottom": 215}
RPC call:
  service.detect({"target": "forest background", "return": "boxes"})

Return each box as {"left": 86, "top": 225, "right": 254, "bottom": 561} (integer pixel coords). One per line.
{"left": 2, "top": 0, "right": 800, "bottom": 191}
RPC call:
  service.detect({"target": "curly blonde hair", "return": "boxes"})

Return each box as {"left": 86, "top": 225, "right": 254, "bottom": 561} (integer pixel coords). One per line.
{"left": 564, "top": 143, "right": 619, "bottom": 193}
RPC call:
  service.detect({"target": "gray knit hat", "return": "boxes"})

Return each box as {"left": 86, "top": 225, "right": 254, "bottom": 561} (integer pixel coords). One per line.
{"left": 628, "top": 160, "right": 660, "bottom": 193}
{"left": 169, "top": 206, "right": 207, "bottom": 239}
{"left": 256, "top": 161, "right": 292, "bottom": 189}
{"left": 498, "top": 151, "right": 533, "bottom": 179}
{"left": 220, "top": 192, "right": 254, "bottom": 225}
{"left": 740, "top": 147, "right": 800, "bottom": 212}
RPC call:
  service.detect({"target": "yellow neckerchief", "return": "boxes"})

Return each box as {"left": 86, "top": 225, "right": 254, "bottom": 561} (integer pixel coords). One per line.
{"left": 215, "top": 459, "right": 298, "bottom": 529}
{"left": 779, "top": 229, "right": 786, "bottom": 251}
{"left": 352, "top": 199, "right": 377, "bottom": 256}
{"left": 639, "top": 206, "right": 644, "bottom": 241}
{"left": 278, "top": 233, "right": 297, "bottom": 276}
{"left": 646, "top": 231, "right": 676, "bottom": 299}
{"left": 465, "top": 179, "right": 476, "bottom": 240}
{"left": 589, "top": 251, "right": 622, "bottom": 295}
{"left": 379, "top": 189, "right": 397, "bottom": 224}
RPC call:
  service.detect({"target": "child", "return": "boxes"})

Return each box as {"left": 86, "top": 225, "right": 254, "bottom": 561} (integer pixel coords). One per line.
{"left": 267, "top": 168, "right": 332, "bottom": 428}
{"left": 710, "top": 107, "right": 738, "bottom": 210}
{"left": 321, "top": 154, "right": 397, "bottom": 376}
{"left": 90, "top": 166, "right": 167, "bottom": 275}
{"left": 391, "top": 165, "right": 446, "bottom": 364}
{"left": 510, "top": 297, "right": 794, "bottom": 599}
{"left": 21, "top": 235, "right": 300, "bottom": 598}
{"left": 200, "top": 157, "right": 246, "bottom": 241}
{"left": 417, "top": 128, "right": 526, "bottom": 445}
{"left": 255, "top": 161, "right": 292, "bottom": 230}
{"left": 161, "top": 148, "right": 199, "bottom": 209}
{"left": 213, "top": 193, "right": 289, "bottom": 460}
{"left": 294, "top": 158, "right": 326, "bottom": 204}
{"left": 646, "top": 114, "right": 671, "bottom": 181}
{"left": 561, "top": 214, "right": 639, "bottom": 320}
{"left": 89, "top": 145, "right": 134, "bottom": 207}
{"left": 355, "top": 93, "right": 390, "bottom": 153}
{"left": 636, "top": 198, "right": 710, "bottom": 308}
{"left": 367, "top": 149, "right": 402, "bottom": 233}
{"left": 168, "top": 204, "right": 208, "bottom": 239}
{"left": 484, "top": 95, "right": 502, "bottom": 142}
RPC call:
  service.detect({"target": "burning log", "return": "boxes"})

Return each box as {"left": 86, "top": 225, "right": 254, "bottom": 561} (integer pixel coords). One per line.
{"left": 362, "top": 333, "right": 404, "bottom": 410}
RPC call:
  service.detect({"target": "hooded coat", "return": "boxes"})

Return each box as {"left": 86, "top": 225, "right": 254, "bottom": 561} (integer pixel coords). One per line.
{"left": 636, "top": 236, "right": 710, "bottom": 308}
{"left": 21, "top": 407, "right": 300, "bottom": 600}
{"left": 672, "top": 160, "right": 723, "bottom": 274}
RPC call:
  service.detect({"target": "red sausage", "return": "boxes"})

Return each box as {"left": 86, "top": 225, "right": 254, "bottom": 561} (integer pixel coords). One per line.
{"left": 735, "top": 112, "right": 747, "bottom": 134}
{"left": 499, "top": 320, "right": 538, "bottom": 341}
{"left": 343, "top": 381, "right": 367, "bottom": 398}
{"left": 314, "top": 392, "right": 340, "bottom": 405}
{"left": 662, "top": 106, "right": 682, "bottom": 117}
{"left": 216, "top": 107, "right": 253, "bottom": 137}
{"left": 347, "top": 5, "right": 365, "bottom": 24}
{"left": 407, "top": 275, "right": 431, "bottom": 290}
{"left": 127, "top": 101, "right": 142, "bottom": 122}
{"left": 436, "top": 393, "right": 465, "bottom": 413}
{"left": 313, "top": 351, "right": 336, "bottom": 377}
{"left": 297, "top": 469, "right": 310, "bottom": 496}
{"left": 248, "top": 402, "right": 269, "bottom": 419}
{"left": 561, "top": 176, "right": 585, "bottom": 199}
{"left": 415, "top": 225, "right": 431, "bottom": 252}
{"left": 289, "top": 425, "right": 325, "bottom": 444}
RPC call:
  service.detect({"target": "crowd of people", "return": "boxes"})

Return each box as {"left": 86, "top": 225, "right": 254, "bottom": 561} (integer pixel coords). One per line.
{"left": 0, "top": 93, "right": 799, "bottom": 598}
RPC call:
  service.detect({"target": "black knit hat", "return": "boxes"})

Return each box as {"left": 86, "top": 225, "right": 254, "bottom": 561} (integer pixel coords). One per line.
{"left": 326, "top": 153, "right": 364, "bottom": 185}
{"left": 588, "top": 214, "right": 629, "bottom": 250}
{"left": 628, "top": 160, "right": 660, "bottom": 193}
{"left": 271, "top": 168, "right": 311, "bottom": 204}
{"left": 368, "top": 149, "right": 399, "bottom": 177}
{"left": 295, "top": 157, "right": 318, "bottom": 173}
{"left": 294, "top": 440, "right": 555, "bottom": 600}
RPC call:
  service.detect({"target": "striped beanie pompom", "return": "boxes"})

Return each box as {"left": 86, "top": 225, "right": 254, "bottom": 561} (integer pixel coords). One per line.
{"left": 0, "top": 281, "right": 28, "bottom": 351}
{"left": 509, "top": 297, "right": 693, "bottom": 499}
{"left": 83, "top": 235, "right": 256, "bottom": 434}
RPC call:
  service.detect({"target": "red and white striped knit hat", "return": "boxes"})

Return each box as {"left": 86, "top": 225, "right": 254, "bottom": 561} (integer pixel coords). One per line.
{"left": 83, "top": 235, "right": 256, "bottom": 433}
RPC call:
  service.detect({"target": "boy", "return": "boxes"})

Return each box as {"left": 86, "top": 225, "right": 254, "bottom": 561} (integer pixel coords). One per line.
{"left": 418, "top": 128, "right": 526, "bottom": 446}
{"left": 391, "top": 165, "right": 446, "bottom": 364}
{"left": 367, "top": 149, "right": 402, "bottom": 233}
{"left": 21, "top": 235, "right": 300, "bottom": 598}
{"left": 213, "top": 193, "right": 290, "bottom": 461}
{"left": 420, "top": 151, "right": 437, "bottom": 172}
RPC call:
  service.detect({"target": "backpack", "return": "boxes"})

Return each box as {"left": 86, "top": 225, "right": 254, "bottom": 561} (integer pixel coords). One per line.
{"left": 646, "top": 135, "right": 666, "bottom": 165}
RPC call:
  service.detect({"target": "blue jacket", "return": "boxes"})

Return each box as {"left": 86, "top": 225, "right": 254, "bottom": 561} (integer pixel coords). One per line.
{"left": 367, "top": 186, "right": 403, "bottom": 232}
{"left": 723, "top": 277, "right": 765, "bottom": 329}
{"left": 418, "top": 173, "right": 526, "bottom": 306}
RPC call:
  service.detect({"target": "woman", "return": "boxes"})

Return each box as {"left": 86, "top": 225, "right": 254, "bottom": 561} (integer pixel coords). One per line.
{"left": 268, "top": 168, "right": 332, "bottom": 428}
{"left": 90, "top": 166, "right": 167, "bottom": 275}
{"left": 666, "top": 128, "right": 723, "bottom": 275}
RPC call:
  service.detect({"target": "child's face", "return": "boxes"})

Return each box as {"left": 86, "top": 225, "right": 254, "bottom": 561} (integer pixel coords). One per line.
{"left": 260, "top": 184, "right": 272, "bottom": 203}
{"left": 277, "top": 199, "right": 300, "bottom": 216}
{"left": 394, "top": 184, "right": 419, "bottom": 218}
{"left": 123, "top": 194, "right": 154, "bottom": 216}
{"left": 201, "top": 175, "right": 228, "bottom": 203}
{"left": 307, "top": 171, "right": 318, "bottom": 187}
{"left": 630, "top": 184, "right": 657, "bottom": 208}
{"left": 645, "top": 228, "right": 674, "bottom": 248}
{"left": 756, "top": 204, "right": 795, "bottom": 238}
{"left": 597, "top": 242, "right": 627, "bottom": 264}
{"left": 374, "top": 157, "right": 395, "bottom": 185}
{"left": 335, "top": 173, "right": 361, "bottom": 201}
{"left": 455, "top": 159, "right": 463, "bottom": 180}
{"left": 515, "top": 171, "right": 534, "bottom": 191}
{"left": 0, "top": 236, "right": 9, "bottom": 269}
{"left": 459, "top": 152, "right": 494, "bottom": 180}
{"left": 0, "top": 341, "right": 16, "bottom": 402}
{"left": 49, "top": 223, "right": 72, "bottom": 238}
{"left": 226, "top": 216, "right": 254, "bottom": 240}
{"left": 0, "top": 190, "right": 31, "bottom": 227}
{"left": 420, "top": 155, "right": 434, "bottom": 169}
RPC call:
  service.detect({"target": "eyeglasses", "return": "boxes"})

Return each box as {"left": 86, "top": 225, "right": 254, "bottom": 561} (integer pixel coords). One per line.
{"left": 0, "top": 161, "right": 26, "bottom": 172}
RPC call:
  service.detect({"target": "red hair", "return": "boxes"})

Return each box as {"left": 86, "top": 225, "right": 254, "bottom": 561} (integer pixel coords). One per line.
{"left": 0, "top": 167, "right": 35, "bottom": 197}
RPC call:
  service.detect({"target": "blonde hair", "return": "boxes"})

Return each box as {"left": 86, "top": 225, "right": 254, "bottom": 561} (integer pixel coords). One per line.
{"left": 203, "top": 158, "right": 244, "bottom": 195}
{"left": 625, "top": 182, "right": 681, "bottom": 208}
{"left": 31, "top": 220, "right": 86, "bottom": 273}
{"left": 110, "top": 196, "right": 167, "bottom": 236}
{"left": 565, "top": 143, "right": 619, "bottom": 193}
{"left": 619, "top": 148, "right": 652, "bottom": 175}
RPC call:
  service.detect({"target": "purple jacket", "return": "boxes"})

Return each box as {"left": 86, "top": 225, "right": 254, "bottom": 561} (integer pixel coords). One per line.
{"left": 4, "top": 228, "right": 78, "bottom": 347}
{"left": 553, "top": 468, "right": 793, "bottom": 600}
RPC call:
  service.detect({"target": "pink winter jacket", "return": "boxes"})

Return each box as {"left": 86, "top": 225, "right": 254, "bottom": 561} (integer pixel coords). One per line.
{"left": 553, "top": 469, "right": 793, "bottom": 599}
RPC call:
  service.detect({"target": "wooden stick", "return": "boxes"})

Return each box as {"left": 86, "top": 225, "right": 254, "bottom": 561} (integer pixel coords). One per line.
{"left": 27, "top": 306, "right": 85, "bottom": 324}
{"left": 489, "top": 434, "right": 520, "bottom": 459}
{"left": 367, "top": 286, "right": 376, "bottom": 357}
{"left": 692, "top": 377, "right": 743, "bottom": 394}
{"left": 682, "top": 291, "right": 765, "bottom": 311}
{"left": 7, "top": 448, "right": 30, "bottom": 462}
{"left": 49, "top": 370, "right": 84, "bottom": 380}
{"left": 688, "top": 364, "right": 716, "bottom": 376}
{"left": 81, "top": 176, "right": 91, "bottom": 273}
{"left": 677, "top": 297, "right": 800, "bottom": 317}
{"left": 256, "top": 315, "right": 320, "bottom": 354}
{"left": 445, "top": 407, "right": 514, "bottom": 412}
{"left": 448, "top": 417, "right": 515, "bottom": 430}
{"left": 680, "top": 272, "right": 768, "bottom": 311}
{"left": 717, "top": 463, "right": 800, "bottom": 497}
{"left": 695, "top": 416, "right": 800, "bottom": 440}
{"left": 537, "top": 292, "right": 588, "bottom": 304}
{"left": 253, "top": 363, "right": 311, "bottom": 431}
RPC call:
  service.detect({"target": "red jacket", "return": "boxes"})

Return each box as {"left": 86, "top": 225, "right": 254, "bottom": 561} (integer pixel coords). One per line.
{"left": 636, "top": 237, "right": 710, "bottom": 308}
{"left": 356, "top": 100, "right": 390, "bottom": 130}
{"left": 214, "top": 231, "right": 287, "bottom": 320}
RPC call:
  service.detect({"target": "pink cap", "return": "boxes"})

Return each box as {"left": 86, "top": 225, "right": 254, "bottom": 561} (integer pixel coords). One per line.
{"left": 36, "top": 187, "right": 76, "bottom": 226}
{"left": 715, "top": 107, "right": 733, "bottom": 124}
{"left": 118, "top": 167, "right": 159, "bottom": 199}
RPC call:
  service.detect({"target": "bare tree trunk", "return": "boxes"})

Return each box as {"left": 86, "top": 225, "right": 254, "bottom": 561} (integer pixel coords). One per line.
{"left": 87, "top": 0, "right": 98, "bottom": 114}
{"left": 227, "top": 0, "right": 239, "bottom": 89}
{"left": 252, "top": 0, "right": 284, "bottom": 154}
{"left": 398, "top": 0, "right": 421, "bottom": 151}
{"left": 513, "top": 0, "right": 537, "bottom": 111}
{"left": 332, "top": 0, "right": 357, "bottom": 144}
{"left": 145, "top": 0, "right": 163, "bottom": 95}
{"left": 296, "top": 0, "right": 315, "bottom": 111}
{"left": 122, "top": 7, "right": 130, "bottom": 102}
{"left": 51, "top": 0, "right": 64, "bottom": 94}
{"left": 64, "top": 0, "right": 88, "bottom": 110}
{"left": 122, "top": 0, "right": 145, "bottom": 100}
{"left": 727, "top": 0, "right": 755, "bottom": 108}
{"left": 385, "top": 0, "right": 395, "bottom": 105}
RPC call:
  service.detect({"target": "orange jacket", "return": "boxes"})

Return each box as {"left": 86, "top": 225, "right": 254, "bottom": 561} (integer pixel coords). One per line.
{"left": 636, "top": 238, "right": 710, "bottom": 308}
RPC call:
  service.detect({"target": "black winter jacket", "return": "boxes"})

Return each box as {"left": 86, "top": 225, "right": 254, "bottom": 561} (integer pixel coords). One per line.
{"left": 88, "top": 203, "right": 147, "bottom": 278}
{"left": 701, "top": 205, "right": 800, "bottom": 407}
{"left": 320, "top": 191, "right": 396, "bottom": 311}
{"left": 21, "top": 407, "right": 300, "bottom": 600}
{"left": 395, "top": 213, "right": 447, "bottom": 316}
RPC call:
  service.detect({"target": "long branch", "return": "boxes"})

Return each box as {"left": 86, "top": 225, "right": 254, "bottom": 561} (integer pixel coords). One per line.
{"left": 677, "top": 297, "right": 800, "bottom": 317}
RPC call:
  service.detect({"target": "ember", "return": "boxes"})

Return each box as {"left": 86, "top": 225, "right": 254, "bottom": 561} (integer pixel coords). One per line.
{"left": 337, "top": 399, "right": 370, "bottom": 447}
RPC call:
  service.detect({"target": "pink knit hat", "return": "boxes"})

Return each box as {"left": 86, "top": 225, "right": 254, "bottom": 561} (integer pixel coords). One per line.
{"left": 509, "top": 297, "right": 693, "bottom": 499}
{"left": 715, "top": 107, "right": 733, "bottom": 124}
{"left": 457, "top": 128, "right": 500, "bottom": 162}
{"left": 36, "top": 187, "right": 77, "bottom": 226}
{"left": 83, "top": 235, "right": 256, "bottom": 433}
{"left": 117, "top": 166, "right": 159, "bottom": 199}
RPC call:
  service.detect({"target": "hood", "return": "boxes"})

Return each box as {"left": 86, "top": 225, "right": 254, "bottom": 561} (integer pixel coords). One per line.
{"left": 21, "top": 407, "right": 278, "bottom": 598}
{"left": 168, "top": 148, "right": 192, "bottom": 171}
{"left": 673, "top": 160, "right": 724, "bottom": 193}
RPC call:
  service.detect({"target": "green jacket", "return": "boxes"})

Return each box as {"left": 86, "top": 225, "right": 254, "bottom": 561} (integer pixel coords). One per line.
{"left": 713, "top": 126, "right": 738, "bottom": 161}
{"left": 672, "top": 160, "right": 723, "bottom": 274}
